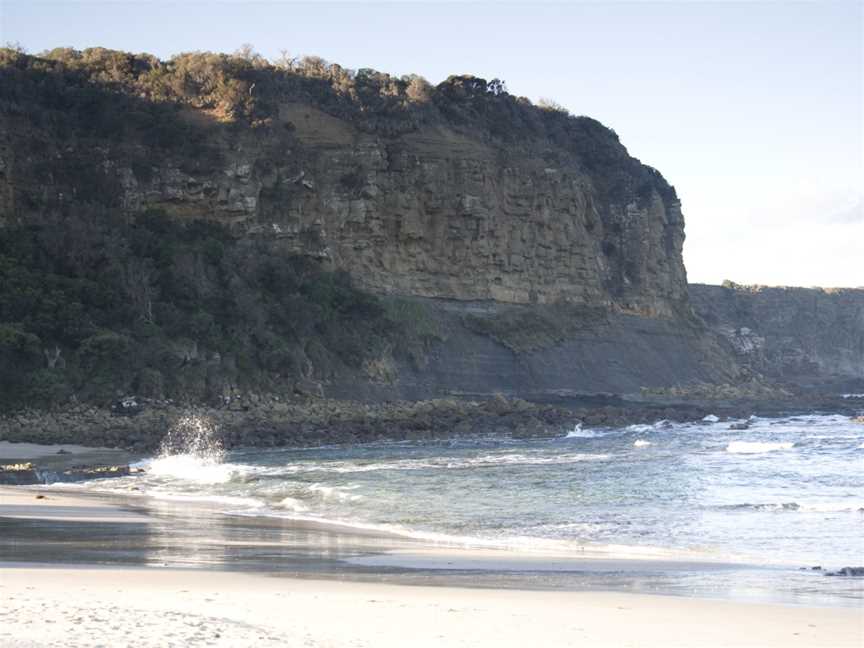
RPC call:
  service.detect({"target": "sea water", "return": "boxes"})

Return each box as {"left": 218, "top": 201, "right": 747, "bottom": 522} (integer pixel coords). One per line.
{"left": 55, "top": 412, "right": 864, "bottom": 602}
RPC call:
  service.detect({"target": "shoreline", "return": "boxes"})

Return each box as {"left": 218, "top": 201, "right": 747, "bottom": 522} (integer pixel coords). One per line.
{"left": 2, "top": 484, "right": 862, "bottom": 600}
{"left": 1, "top": 485, "right": 863, "bottom": 646}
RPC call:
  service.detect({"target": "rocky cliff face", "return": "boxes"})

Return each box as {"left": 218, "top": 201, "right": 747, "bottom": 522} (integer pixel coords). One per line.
{"left": 689, "top": 284, "right": 864, "bottom": 391}
{"left": 0, "top": 48, "right": 743, "bottom": 407}
{"left": 0, "top": 48, "right": 688, "bottom": 314}
{"left": 48, "top": 114, "right": 686, "bottom": 313}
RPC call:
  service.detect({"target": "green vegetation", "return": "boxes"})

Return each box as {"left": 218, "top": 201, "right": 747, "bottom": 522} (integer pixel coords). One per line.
{"left": 0, "top": 46, "right": 682, "bottom": 410}
{"left": 0, "top": 210, "right": 419, "bottom": 410}
{"left": 380, "top": 297, "right": 447, "bottom": 369}
{"left": 0, "top": 46, "right": 677, "bottom": 207}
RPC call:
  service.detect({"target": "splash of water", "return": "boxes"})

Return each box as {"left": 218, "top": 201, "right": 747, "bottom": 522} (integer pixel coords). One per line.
{"left": 158, "top": 414, "right": 225, "bottom": 462}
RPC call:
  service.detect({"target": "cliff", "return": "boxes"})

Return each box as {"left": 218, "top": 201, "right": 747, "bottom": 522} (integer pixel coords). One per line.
{"left": 0, "top": 47, "right": 743, "bottom": 410}
{"left": 689, "top": 283, "right": 864, "bottom": 392}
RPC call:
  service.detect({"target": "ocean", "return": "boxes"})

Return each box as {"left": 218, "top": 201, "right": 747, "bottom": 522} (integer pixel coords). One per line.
{"left": 36, "top": 411, "right": 864, "bottom": 605}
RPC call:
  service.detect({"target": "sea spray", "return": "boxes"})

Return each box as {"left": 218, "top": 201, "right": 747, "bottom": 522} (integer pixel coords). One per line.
{"left": 146, "top": 414, "right": 237, "bottom": 484}
{"left": 158, "top": 414, "right": 225, "bottom": 463}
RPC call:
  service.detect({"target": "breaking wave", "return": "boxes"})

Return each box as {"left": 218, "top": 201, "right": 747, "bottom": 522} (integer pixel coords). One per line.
{"left": 564, "top": 423, "right": 606, "bottom": 438}
{"left": 64, "top": 411, "right": 864, "bottom": 572}
{"left": 726, "top": 441, "right": 795, "bottom": 454}
{"left": 143, "top": 454, "right": 245, "bottom": 485}
{"left": 717, "top": 502, "right": 864, "bottom": 514}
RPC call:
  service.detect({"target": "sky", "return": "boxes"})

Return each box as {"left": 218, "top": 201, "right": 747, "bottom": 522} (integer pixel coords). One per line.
{"left": 1, "top": 0, "right": 861, "bottom": 287}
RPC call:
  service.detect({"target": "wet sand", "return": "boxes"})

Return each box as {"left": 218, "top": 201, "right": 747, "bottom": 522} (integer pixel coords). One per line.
{"left": 0, "top": 441, "right": 120, "bottom": 460}
{"left": 1, "top": 485, "right": 862, "bottom": 646}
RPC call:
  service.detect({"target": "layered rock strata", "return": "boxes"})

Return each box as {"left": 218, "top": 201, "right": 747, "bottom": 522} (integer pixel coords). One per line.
{"left": 689, "top": 284, "right": 864, "bottom": 390}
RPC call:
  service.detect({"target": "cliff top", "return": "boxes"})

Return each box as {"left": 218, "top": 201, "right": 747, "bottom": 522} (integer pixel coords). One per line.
{"left": 0, "top": 45, "right": 676, "bottom": 205}
{"left": 693, "top": 282, "right": 864, "bottom": 295}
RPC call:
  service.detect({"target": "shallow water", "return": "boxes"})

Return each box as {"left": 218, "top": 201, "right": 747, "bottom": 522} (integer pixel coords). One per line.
{"left": 21, "top": 411, "right": 864, "bottom": 605}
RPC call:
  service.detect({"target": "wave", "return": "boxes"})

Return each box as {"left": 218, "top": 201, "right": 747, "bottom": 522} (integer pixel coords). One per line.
{"left": 564, "top": 423, "right": 605, "bottom": 438}
{"left": 454, "top": 453, "right": 611, "bottom": 467}
{"left": 142, "top": 491, "right": 265, "bottom": 509}
{"left": 633, "top": 440, "right": 651, "bottom": 447}
{"left": 726, "top": 441, "right": 794, "bottom": 454}
{"left": 277, "top": 496, "right": 310, "bottom": 512}
{"left": 142, "top": 454, "right": 248, "bottom": 484}
{"left": 256, "top": 453, "right": 612, "bottom": 475}
{"left": 307, "top": 482, "right": 363, "bottom": 502}
{"left": 702, "top": 414, "right": 720, "bottom": 423}
{"left": 717, "top": 502, "right": 864, "bottom": 513}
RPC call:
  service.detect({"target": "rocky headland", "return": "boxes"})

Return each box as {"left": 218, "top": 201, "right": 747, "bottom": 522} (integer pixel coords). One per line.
{"left": 0, "top": 47, "right": 860, "bottom": 458}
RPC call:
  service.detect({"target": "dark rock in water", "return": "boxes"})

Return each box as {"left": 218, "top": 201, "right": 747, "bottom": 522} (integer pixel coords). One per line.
{"left": 728, "top": 422, "right": 750, "bottom": 430}
{"left": 799, "top": 566, "right": 823, "bottom": 571}
{"left": 825, "top": 567, "right": 864, "bottom": 577}
{"left": 0, "top": 462, "right": 41, "bottom": 485}
{"left": 56, "top": 448, "right": 71, "bottom": 455}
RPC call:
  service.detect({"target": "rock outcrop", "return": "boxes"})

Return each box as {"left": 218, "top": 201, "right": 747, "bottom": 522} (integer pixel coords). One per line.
{"left": 689, "top": 283, "right": 864, "bottom": 391}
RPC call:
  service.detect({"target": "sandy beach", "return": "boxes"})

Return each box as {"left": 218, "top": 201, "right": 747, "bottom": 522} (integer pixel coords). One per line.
{"left": 1, "top": 485, "right": 862, "bottom": 647}
{"left": 2, "top": 563, "right": 861, "bottom": 648}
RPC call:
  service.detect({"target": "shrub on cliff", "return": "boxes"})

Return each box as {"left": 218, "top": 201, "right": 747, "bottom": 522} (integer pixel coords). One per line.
{"left": 0, "top": 211, "right": 424, "bottom": 411}
{"left": 0, "top": 46, "right": 677, "bottom": 206}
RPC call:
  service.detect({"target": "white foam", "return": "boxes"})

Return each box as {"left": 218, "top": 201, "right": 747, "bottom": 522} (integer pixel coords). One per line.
{"left": 625, "top": 424, "right": 654, "bottom": 433}
{"left": 145, "top": 454, "right": 243, "bottom": 484}
{"left": 702, "top": 414, "right": 720, "bottom": 423}
{"left": 144, "top": 491, "right": 264, "bottom": 509}
{"left": 270, "top": 452, "right": 612, "bottom": 474}
{"left": 722, "top": 501, "right": 864, "bottom": 513}
{"left": 801, "top": 502, "right": 864, "bottom": 513}
{"left": 625, "top": 420, "right": 675, "bottom": 434}
{"left": 564, "top": 423, "right": 604, "bottom": 438}
{"left": 633, "top": 440, "right": 651, "bottom": 447}
{"left": 278, "top": 496, "right": 310, "bottom": 512}
{"left": 453, "top": 453, "right": 610, "bottom": 467}
{"left": 726, "top": 441, "right": 794, "bottom": 454}
{"left": 308, "top": 483, "right": 363, "bottom": 502}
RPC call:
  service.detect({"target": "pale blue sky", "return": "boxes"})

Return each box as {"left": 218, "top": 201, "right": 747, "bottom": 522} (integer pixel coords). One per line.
{"left": 2, "top": 1, "right": 861, "bottom": 286}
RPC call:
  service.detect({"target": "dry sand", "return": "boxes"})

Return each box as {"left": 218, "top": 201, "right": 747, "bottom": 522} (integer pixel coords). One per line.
{"left": 1, "top": 486, "right": 862, "bottom": 647}
{"left": 1, "top": 565, "right": 861, "bottom": 648}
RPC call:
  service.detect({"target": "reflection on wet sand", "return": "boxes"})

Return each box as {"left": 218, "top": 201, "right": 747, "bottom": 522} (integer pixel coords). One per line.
{"left": 2, "top": 489, "right": 861, "bottom": 607}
